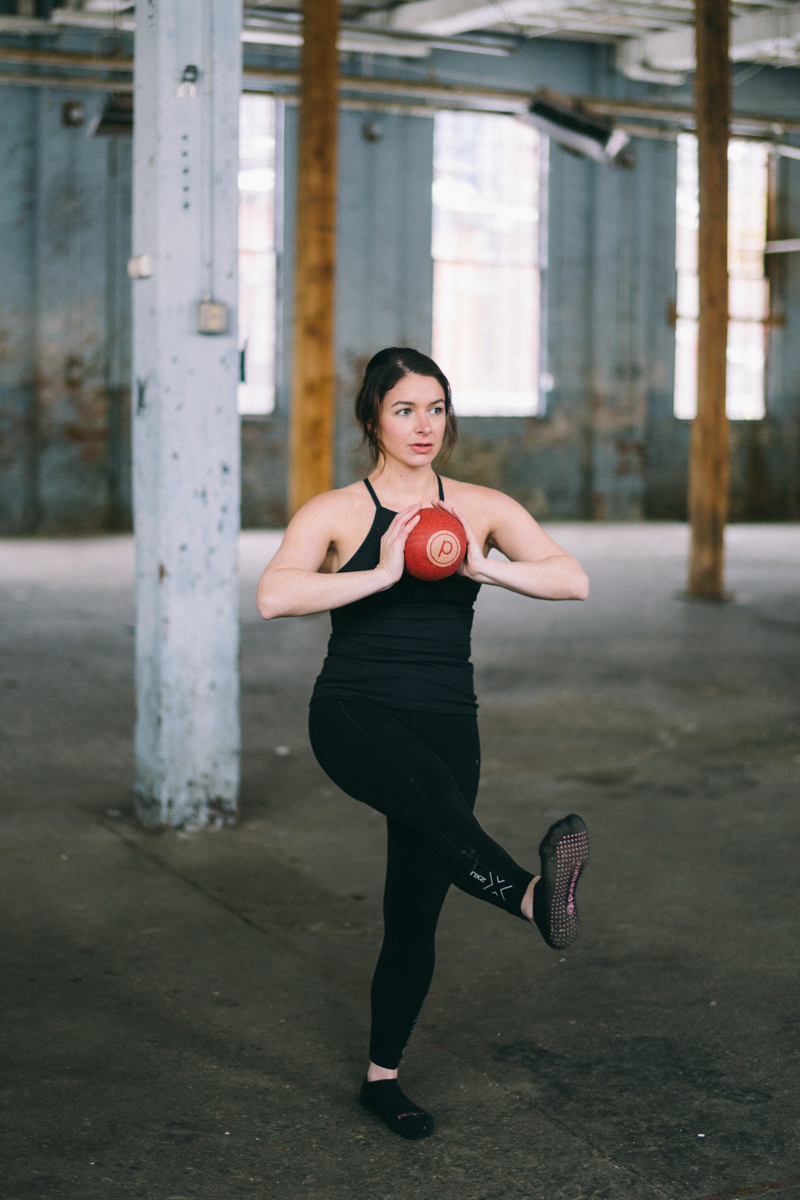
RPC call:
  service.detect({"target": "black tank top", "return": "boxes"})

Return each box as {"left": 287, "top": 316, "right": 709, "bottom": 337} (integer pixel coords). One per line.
{"left": 310, "top": 477, "right": 481, "bottom": 714}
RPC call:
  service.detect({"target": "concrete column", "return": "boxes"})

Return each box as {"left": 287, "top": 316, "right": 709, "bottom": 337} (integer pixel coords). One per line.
{"left": 131, "top": 0, "right": 242, "bottom": 828}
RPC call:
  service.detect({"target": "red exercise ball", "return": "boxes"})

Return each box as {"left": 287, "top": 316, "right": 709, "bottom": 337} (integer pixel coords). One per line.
{"left": 404, "top": 508, "right": 466, "bottom": 581}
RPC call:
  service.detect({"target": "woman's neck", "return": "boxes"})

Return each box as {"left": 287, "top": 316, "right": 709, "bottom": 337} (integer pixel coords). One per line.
{"left": 369, "top": 459, "right": 439, "bottom": 508}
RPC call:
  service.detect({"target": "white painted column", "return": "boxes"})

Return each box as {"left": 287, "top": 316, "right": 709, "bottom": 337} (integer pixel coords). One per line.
{"left": 131, "top": 0, "right": 242, "bottom": 828}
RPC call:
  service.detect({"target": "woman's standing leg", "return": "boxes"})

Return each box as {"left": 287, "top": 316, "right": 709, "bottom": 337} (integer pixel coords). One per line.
{"left": 367, "top": 705, "right": 483, "bottom": 1070}
{"left": 358, "top": 821, "right": 451, "bottom": 1139}
{"left": 368, "top": 819, "right": 451, "bottom": 1072}
{"left": 358, "top": 709, "right": 482, "bottom": 1137}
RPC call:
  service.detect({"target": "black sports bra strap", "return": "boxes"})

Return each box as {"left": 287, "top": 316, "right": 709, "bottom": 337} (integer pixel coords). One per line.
{"left": 363, "top": 478, "right": 381, "bottom": 509}
{"left": 364, "top": 476, "right": 443, "bottom": 506}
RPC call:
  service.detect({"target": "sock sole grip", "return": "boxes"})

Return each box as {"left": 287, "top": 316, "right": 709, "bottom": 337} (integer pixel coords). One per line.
{"left": 533, "top": 814, "right": 589, "bottom": 950}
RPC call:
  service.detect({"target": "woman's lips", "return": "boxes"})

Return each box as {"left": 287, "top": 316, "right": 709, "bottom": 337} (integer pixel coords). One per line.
{"left": 410, "top": 442, "right": 433, "bottom": 452}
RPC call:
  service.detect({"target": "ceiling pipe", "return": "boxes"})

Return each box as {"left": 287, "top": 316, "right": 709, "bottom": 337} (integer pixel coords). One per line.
{"left": 619, "top": 5, "right": 800, "bottom": 85}
{"left": 2, "top": 7, "right": 515, "bottom": 58}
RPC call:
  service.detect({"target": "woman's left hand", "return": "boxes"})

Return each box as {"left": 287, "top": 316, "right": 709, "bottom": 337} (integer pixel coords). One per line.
{"left": 433, "top": 500, "right": 492, "bottom": 584}
{"left": 432, "top": 494, "right": 589, "bottom": 600}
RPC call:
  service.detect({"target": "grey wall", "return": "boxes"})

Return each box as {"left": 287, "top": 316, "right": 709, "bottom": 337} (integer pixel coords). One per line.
{"left": 0, "top": 87, "right": 132, "bottom": 535}
{"left": 2, "top": 36, "right": 800, "bottom": 532}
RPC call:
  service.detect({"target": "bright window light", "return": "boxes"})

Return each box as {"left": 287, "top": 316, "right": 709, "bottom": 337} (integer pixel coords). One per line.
{"left": 674, "top": 132, "right": 769, "bottom": 421}
{"left": 238, "top": 95, "right": 277, "bottom": 416}
{"left": 432, "top": 111, "right": 544, "bottom": 417}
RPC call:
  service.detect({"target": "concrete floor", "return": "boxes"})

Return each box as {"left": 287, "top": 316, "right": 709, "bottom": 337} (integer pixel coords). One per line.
{"left": 1, "top": 524, "right": 799, "bottom": 1200}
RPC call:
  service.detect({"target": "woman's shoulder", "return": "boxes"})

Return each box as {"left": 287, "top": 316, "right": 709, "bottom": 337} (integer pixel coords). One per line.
{"left": 440, "top": 477, "right": 522, "bottom": 512}
{"left": 276, "top": 483, "right": 374, "bottom": 566}
{"left": 292, "top": 481, "right": 373, "bottom": 530}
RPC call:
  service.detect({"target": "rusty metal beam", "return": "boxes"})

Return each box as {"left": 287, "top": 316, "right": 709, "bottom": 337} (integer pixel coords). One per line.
{"left": 0, "top": 72, "right": 133, "bottom": 91}
{"left": 687, "top": 0, "right": 731, "bottom": 599}
{"left": 241, "top": 70, "right": 800, "bottom": 134}
{"left": 0, "top": 47, "right": 133, "bottom": 70}
{"left": 288, "top": 0, "right": 340, "bottom": 515}
{"left": 2, "top": 48, "right": 800, "bottom": 137}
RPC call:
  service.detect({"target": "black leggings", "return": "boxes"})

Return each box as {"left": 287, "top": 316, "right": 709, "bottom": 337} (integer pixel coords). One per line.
{"left": 308, "top": 698, "right": 534, "bottom": 1070}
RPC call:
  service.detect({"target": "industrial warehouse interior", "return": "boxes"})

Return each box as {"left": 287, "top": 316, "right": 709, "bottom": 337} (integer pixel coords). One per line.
{"left": 0, "top": 1, "right": 799, "bottom": 1198}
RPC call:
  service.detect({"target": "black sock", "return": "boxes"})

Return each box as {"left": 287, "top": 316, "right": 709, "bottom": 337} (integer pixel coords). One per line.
{"left": 533, "top": 813, "right": 589, "bottom": 950}
{"left": 359, "top": 1077, "right": 435, "bottom": 1140}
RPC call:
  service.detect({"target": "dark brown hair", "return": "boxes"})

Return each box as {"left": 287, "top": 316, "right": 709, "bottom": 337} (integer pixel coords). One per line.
{"left": 354, "top": 347, "right": 458, "bottom": 467}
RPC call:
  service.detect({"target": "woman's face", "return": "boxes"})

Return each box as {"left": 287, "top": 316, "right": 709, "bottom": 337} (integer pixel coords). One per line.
{"left": 377, "top": 373, "right": 447, "bottom": 468}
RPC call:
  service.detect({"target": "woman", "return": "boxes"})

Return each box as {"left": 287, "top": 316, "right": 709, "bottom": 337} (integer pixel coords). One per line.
{"left": 257, "top": 347, "right": 590, "bottom": 1140}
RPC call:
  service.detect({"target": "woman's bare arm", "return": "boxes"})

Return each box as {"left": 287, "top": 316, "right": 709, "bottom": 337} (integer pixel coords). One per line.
{"left": 437, "top": 493, "right": 589, "bottom": 601}
{"left": 256, "top": 494, "right": 423, "bottom": 619}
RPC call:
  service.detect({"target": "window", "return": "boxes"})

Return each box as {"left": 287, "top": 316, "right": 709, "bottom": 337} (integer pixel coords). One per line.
{"left": 432, "top": 111, "right": 545, "bottom": 417}
{"left": 674, "top": 132, "right": 769, "bottom": 421}
{"left": 238, "top": 95, "right": 277, "bottom": 416}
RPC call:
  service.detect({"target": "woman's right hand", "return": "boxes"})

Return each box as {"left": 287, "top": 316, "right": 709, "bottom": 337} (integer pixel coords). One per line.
{"left": 375, "top": 504, "right": 422, "bottom": 589}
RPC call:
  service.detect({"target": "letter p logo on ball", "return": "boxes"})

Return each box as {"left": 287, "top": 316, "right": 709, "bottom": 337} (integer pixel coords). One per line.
{"left": 427, "top": 531, "right": 459, "bottom": 568}
{"left": 404, "top": 510, "right": 466, "bottom": 581}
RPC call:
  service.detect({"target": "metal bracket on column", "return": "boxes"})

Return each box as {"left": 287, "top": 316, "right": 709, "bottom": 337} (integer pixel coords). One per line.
{"left": 197, "top": 295, "right": 229, "bottom": 333}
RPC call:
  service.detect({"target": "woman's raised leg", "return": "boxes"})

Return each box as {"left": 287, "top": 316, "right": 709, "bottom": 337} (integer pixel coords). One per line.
{"left": 309, "top": 698, "right": 535, "bottom": 920}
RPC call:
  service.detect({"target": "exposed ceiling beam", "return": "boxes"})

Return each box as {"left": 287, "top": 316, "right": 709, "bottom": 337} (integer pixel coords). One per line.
{"left": 6, "top": 2, "right": 800, "bottom": 73}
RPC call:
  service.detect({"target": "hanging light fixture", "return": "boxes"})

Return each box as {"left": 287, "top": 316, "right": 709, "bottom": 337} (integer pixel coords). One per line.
{"left": 519, "top": 89, "right": 629, "bottom": 163}
{"left": 87, "top": 92, "right": 133, "bottom": 137}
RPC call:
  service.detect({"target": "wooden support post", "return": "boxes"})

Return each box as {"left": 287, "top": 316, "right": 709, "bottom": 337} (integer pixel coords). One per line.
{"left": 687, "top": 0, "right": 731, "bottom": 598}
{"left": 289, "top": 0, "right": 340, "bottom": 516}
